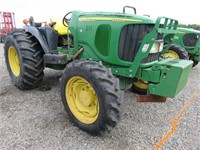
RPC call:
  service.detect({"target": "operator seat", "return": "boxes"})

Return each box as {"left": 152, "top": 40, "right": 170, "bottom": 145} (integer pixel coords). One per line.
{"left": 49, "top": 18, "right": 70, "bottom": 35}
{"left": 49, "top": 17, "right": 74, "bottom": 47}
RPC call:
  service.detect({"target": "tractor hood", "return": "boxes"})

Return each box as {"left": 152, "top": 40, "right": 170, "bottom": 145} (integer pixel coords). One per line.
{"left": 177, "top": 27, "right": 200, "bottom": 34}
{"left": 174, "top": 27, "right": 200, "bottom": 50}
{"left": 74, "top": 11, "right": 156, "bottom": 24}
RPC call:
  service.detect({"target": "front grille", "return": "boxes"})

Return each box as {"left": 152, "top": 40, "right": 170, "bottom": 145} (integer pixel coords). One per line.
{"left": 141, "top": 53, "right": 159, "bottom": 63}
{"left": 183, "top": 33, "right": 199, "bottom": 47}
{"left": 118, "top": 24, "right": 154, "bottom": 62}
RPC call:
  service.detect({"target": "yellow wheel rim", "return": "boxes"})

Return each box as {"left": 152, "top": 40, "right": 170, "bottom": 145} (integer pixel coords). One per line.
{"left": 8, "top": 46, "right": 20, "bottom": 76}
{"left": 162, "top": 50, "right": 179, "bottom": 59}
{"left": 65, "top": 76, "right": 99, "bottom": 124}
{"left": 133, "top": 80, "right": 147, "bottom": 89}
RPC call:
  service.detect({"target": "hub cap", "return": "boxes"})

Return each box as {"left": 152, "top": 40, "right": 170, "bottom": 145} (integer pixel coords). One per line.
{"left": 133, "top": 80, "right": 148, "bottom": 89}
{"left": 65, "top": 76, "right": 99, "bottom": 124}
{"left": 8, "top": 46, "right": 20, "bottom": 76}
{"left": 163, "top": 50, "right": 179, "bottom": 59}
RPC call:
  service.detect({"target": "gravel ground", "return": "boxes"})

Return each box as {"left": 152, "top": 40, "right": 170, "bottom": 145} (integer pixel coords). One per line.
{"left": 0, "top": 43, "right": 200, "bottom": 150}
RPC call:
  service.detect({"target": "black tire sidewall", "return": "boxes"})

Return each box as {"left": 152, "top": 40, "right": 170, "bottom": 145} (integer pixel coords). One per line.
{"left": 168, "top": 45, "right": 189, "bottom": 60}
{"left": 4, "top": 35, "right": 25, "bottom": 86}
{"left": 60, "top": 66, "right": 107, "bottom": 133}
{"left": 131, "top": 83, "right": 147, "bottom": 95}
{"left": 193, "top": 60, "right": 198, "bottom": 67}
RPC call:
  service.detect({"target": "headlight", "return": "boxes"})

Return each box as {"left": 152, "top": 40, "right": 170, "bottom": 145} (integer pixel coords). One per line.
{"left": 150, "top": 42, "right": 164, "bottom": 53}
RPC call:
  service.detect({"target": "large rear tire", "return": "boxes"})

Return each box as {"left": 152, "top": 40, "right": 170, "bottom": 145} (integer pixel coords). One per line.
{"left": 4, "top": 29, "right": 44, "bottom": 90}
{"left": 60, "top": 60, "right": 123, "bottom": 134}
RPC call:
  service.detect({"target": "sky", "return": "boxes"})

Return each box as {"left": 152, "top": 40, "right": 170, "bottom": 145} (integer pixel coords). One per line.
{"left": 0, "top": 0, "right": 200, "bottom": 28}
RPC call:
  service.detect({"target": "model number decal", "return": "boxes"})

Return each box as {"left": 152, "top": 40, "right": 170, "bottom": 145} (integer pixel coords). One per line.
{"left": 86, "top": 26, "right": 92, "bottom": 31}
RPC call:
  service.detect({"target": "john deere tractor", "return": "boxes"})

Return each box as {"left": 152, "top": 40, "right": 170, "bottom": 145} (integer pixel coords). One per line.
{"left": 4, "top": 6, "right": 193, "bottom": 134}
{"left": 131, "top": 26, "right": 200, "bottom": 95}
{"left": 163, "top": 27, "right": 200, "bottom": 67}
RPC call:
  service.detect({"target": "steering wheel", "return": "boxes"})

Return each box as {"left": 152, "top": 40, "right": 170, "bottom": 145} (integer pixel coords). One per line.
{"left": 62, "top": 11, "right": 72, "bottom": 27}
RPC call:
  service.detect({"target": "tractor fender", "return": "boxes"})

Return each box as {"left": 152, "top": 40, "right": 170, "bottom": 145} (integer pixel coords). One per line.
{"left": 23, "top": 25, "right": 49, "bottom": 54}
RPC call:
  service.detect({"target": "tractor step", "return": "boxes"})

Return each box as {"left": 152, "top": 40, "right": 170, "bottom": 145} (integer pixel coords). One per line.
{"left": 44, "top": 53, "right": 68, "bottom": 65}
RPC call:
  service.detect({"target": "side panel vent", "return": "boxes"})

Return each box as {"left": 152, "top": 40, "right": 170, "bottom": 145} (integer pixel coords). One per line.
{"left": 95, "top": 25, "right": 111, "bottom": 56}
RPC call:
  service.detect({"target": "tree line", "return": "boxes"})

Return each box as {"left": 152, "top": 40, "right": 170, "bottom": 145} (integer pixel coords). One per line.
{"left": 178, "top": 24, "right": 200, "bottom": 30}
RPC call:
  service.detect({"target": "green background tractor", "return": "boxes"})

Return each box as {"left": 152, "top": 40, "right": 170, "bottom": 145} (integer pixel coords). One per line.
{"left": 163, "top": 27, "right": 200, "bottom": 67}
{"left": 4, "top": 7, "right": 193, "bottom": 134}
{"left": 131, "top": 26, "right": 200, "bottom": 95}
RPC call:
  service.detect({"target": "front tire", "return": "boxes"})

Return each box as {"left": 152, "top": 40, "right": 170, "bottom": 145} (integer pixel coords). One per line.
{"left": 131, "top": 79, "right": 147, "bottom": 95}
{"left": 192, "top": 60, "right": 198, "bottom": 67}
{"left": 4, "top": 29, "right": 44, "bottom": 89}
{"left": 162, "top": 45, "right": 189, "bottom": 60}
{"left": 60, "top": 60, "right": 123, "bottom": 134}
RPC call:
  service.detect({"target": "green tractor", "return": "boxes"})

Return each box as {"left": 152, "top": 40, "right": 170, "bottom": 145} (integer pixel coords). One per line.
{"left": 163, "top": 27, "right": 200, "bottom": 67}
{"left": 4, "top": 6, "right": 193, "bottom": 134}
{"left": 131, "top": 26, "right": 200, "bottom": 95}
